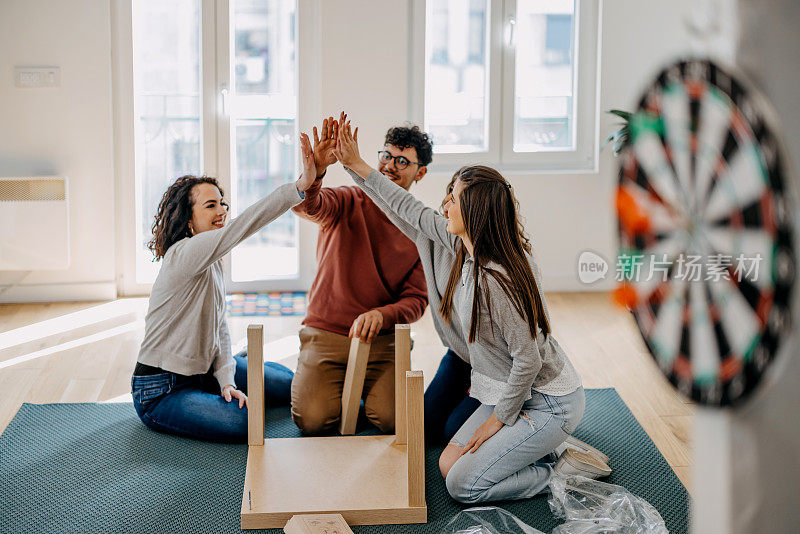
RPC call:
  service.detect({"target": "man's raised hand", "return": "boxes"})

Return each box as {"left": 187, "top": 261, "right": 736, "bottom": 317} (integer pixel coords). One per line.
{"left": 312, "top": 116, "right": 338, "bottom": 177}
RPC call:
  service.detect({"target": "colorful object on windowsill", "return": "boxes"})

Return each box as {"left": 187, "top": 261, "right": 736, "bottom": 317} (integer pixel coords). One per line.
{"left": 226, "top": 292, "right": 307, "bottom": 317}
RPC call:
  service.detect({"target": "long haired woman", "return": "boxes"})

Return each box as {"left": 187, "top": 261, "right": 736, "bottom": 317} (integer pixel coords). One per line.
{"left": 131, "top": 134, "right": 317, "bottom": 443}
{"left": 334, "top": 118, "right": 607, "bottom": 503}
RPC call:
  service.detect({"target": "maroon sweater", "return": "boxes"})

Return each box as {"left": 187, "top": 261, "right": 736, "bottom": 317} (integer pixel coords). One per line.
{"left": 292, "top": 178, "right": 428, "bottom": 336}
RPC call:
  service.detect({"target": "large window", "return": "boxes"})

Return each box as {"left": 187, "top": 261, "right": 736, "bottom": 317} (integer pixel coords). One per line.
{"left": 118, "top": 0, "right": 317, "bottom": 295}
{"left": 412, "top": 0, "right": 600, "bottom": 171}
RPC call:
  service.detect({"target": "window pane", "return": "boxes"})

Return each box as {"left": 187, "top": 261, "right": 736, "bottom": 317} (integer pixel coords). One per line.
{"left": 233, "top": 0, "right": 296, "bottom": 97}
{"left": 132, "top": 0, "right": 202, "bottom": 284}
{"left": 230, "top": 0, "right": 298, "bottom": 282}
{"left": 425, "top": 0, "right": 490, "bottom": 153}
{"left": 514, "top": 0, "right": 576, "bottom": 152}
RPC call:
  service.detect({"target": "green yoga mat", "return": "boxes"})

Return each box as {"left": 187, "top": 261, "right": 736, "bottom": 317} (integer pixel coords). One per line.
{"left": 1, "top": 389, "right": 688, "bottom": 533}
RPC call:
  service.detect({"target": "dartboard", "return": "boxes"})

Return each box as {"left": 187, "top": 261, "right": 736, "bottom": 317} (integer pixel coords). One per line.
{"left": 615, "top": 59, "right": 795, "bottom": 407}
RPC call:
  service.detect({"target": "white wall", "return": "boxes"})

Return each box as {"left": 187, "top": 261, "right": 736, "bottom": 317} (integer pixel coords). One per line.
{"left": 0, "top": 0, "right": 699, "bottom": 301}
{"left": 0, "top": 0, "right": 116, "bottom": 302}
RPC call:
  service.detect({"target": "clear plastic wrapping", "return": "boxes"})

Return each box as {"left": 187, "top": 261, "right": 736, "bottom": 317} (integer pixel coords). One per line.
{"left": 548, "top": 475, "right": 668, "bottom": 533}
{"left": 439, "top": 506, "right": 546, "bottom": 534}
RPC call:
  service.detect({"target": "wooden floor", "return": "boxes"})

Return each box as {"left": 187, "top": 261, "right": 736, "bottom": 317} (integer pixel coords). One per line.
{"left": 0, "top": 292, "right": 693, "bottom": 493}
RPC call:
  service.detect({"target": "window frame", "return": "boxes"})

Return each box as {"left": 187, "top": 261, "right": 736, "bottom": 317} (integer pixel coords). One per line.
{"left": 112, "top": 0, "right": 321, "bottom": 297}
{"left": 409, "top": 0, "right": 601, "bottom": 174}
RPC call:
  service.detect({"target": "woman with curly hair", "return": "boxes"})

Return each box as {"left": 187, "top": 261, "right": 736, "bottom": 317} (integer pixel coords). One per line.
{"left": 131, "top": 134, "right": 318, "bottom": 443}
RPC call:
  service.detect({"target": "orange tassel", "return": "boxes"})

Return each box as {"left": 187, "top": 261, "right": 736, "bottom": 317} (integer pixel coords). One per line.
{"left": 616, "top": 187, "right": 651, "bottom": 234}
{"left": 612, "top": 283, "right": 638, "bottom": 309}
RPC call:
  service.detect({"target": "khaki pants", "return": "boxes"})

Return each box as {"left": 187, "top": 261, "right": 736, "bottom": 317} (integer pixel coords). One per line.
{"left": 290, "top": 326, "right": 395, "bottom": 434}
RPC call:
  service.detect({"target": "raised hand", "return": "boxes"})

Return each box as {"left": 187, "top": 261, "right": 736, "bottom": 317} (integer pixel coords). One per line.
{"left": 332, "top": 112, "right": 362, "bottom": 169}
{"left": 295, "top": 132, "right": 317, "bottom": 193}
{"left": 312, "top": 116, "right": 338, "bottom": 177}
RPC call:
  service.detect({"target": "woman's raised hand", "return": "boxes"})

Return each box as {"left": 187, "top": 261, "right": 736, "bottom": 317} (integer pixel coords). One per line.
{"left": 295, "top": 132, "right": 317, "bottom": 193}
{"left": 333, "top": 112, "right": 362, "bottom": 169}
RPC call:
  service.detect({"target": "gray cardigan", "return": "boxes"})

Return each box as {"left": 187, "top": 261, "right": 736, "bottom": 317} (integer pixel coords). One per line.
{"left": 346, "top": 168, "right": 581, "bottom": 425}
{"left": 136, "top": 182, "right": 303, "bottom": 390}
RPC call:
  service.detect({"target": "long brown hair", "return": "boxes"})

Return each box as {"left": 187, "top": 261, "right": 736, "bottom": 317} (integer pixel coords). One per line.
{"left": 439, "top": 165, "right": 550, "bottom": 343}
{"left": 147, "top": 175, "right": 226, "bottom": 260}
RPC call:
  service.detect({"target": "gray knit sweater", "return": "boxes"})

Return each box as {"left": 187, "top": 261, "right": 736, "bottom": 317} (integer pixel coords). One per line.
{"left": 346, "top": 168, "right": 581, "bottom": 425}
{"left": 136, "top": 182, "right": 303, "bottom": 390}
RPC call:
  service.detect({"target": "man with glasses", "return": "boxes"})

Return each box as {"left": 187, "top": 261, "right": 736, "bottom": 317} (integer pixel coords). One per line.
{"left": 289, "top": 118, "right": 431, "bottom": 435}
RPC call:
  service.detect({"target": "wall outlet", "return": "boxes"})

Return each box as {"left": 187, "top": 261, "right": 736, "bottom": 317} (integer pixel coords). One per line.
{"left": 14, "top": 67, "right": 61, "bottom": 88}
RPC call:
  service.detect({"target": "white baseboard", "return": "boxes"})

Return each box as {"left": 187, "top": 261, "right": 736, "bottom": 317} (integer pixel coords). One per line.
{"left": 0, "top": 276, "right": 609, "bottom": 302}
{"left": 0, "top": 281, "right": 117, "bottom": 303}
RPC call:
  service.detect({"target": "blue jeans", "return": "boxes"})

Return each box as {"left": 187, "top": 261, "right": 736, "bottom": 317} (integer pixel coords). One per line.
{"left": 424, "top": 350, "right": 481, "bottom": 446}
{"left": 445, "top": 386, "right": 585, "bottom": 503}
{"left": 131, "top": 353, "right": 293, "bottom": 443}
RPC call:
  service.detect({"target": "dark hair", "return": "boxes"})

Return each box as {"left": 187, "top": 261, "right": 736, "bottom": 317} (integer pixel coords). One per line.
{"left": 147, "top": 175, "right": 225, "bottom": 261}
{"left": 384, "top": 124, "right": 434, "bottom": 167}
{"left": 439, "top": 165, "right": 550, "bottom": 343}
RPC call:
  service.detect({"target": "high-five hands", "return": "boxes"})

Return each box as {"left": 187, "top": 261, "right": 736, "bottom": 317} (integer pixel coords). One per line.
{"left": 298, "top": 111, "right": 373, "bottom": 190}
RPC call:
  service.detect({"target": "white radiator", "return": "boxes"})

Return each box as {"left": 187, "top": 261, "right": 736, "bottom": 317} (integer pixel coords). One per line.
{"left": 0, "top": 177, "right": 70, "bottom": 270}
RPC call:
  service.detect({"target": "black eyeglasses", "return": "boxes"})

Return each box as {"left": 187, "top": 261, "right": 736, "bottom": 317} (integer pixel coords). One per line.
{"left": 378, "top": 150, "right": 422, "bottom": 171}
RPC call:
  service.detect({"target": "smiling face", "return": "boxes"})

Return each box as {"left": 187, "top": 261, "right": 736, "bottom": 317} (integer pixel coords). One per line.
{"left": 443, "top": 179, "right": 466, "bottom": 237}
{"left": 377, "top": 143, "right": 427, "bottom": 190}
{"left": 187, "top": 182, "right": 228, "bottom": 234}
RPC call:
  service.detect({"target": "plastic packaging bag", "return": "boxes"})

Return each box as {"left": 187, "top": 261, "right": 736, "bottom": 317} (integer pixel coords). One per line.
{"left": 551, "top": 519, "right": 634, "bottom": 534}
{"left": 440, "top": 506, "right": 546, "bottom": 534}
{"left": 548, "top": 475, "right": 668, "bottom": 533}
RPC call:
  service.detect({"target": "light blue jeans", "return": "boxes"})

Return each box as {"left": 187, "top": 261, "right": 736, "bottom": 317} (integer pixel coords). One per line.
{"left": 445, "top": 386, "right": 585, "bottom": 503}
